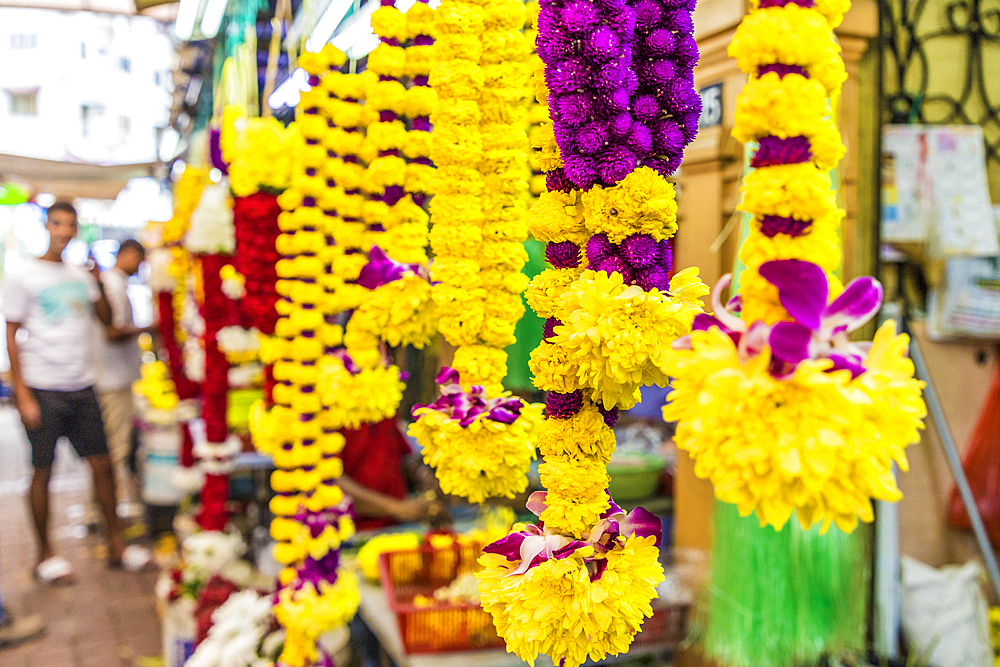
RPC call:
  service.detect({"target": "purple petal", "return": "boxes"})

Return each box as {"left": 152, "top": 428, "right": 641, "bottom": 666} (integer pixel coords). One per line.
{"left": 768, "top": 321, "right": 813, "bottom": 364}
{"left": 758, "top": 260, "right": 828, "bottom": 330}
{"left": 823, "top": 277, "right": 883, "bottom": 335}
{"left": 825, "top": 353, "right": 867, "bottom": 379}
{"left": 739, "top": 321, "right": 771, "bottom": 359}
{"left": 526, "top": 491, "right": 548, "bottom": 517}
{"left": 603, "top": 497, "right": 624, "bottom": 519}
{"left": 435, "top": 367, "right": 460, "bottom": 385}
{"left": 620, "top": 507, "right": 662, "bottom": 546}
{"left": 588, "top": 558, "right": 608, "bottom": 582}
{"left": 551, "top": 540, "right": 589, "bottom": 559}
{"left": 510, "top": 535, "right": 550, "bottom": 576}
{"left": 692, "top": 313, "right": 725, "bottom": 331}
{"left": 487, "top": 407, "right": 518, "bottom": 424}
{"left": 483, "top": 532, "right": 527, "bottom": 561}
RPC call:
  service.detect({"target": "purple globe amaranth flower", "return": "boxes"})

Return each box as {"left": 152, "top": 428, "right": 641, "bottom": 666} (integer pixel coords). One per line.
{"left": 652, "top": 119, "right": 685, "bottom": 154}
{"left": 559, "top": 0, "right": 602, "bottom": 31}
{"left": 546, "top": 167, "right": 575, "bottom": 192}
{"left": 610, "top": 112, "right": 635, "bottom": 137}
{"left": 598, "top": 254, "right": 630, "bottom": 277}
{"left": 546, "top": 390, "right": 583, "bottom": 418}
{"left": 758, "top": 63, "right": 809, "bottom": 78}
{"left": 632, "top": 0, "right": 665, "bottom": 30}
{"left": 752, "top": 136, "right": 813, "bottom": 168}
{"left": 594, "top": 60, "right": 629, "bottom": 90}
{"left": 627, "top": 123, "right": 654, "bottom": 153}
{"left": 679, "top": 110, "right": 700, "bottom": 141}
{"left": 536, "top": 27, "right": 577, "bottom": 61}
{"left": 661, "top": 78, "right": 702, "bottom": 115}
{"left": 543, "top": 317, "right": 563, "bottom": 340}
{"left": 585, "top": 26, "right": 623, "bottom": 60}
{"left": 555, "top": 92, "right": 594, "bottom": 127}
{"left": 759, "top": 215, "right": 813, "bottom": 237}
{"left": 633, "top": 94, "right": 661, "bottom": 122}
{"left": 638, "top": 265, "right": 671, "bottom": 291}
{"left": 662, "top": 8, "right": 695, "bottom": 34}
{"left": 573, "top": 122, "right": 610, "bottom": 153}
{"left": 384, "top": 185, "right": 406, "bottom": 206}
{"left": 599, "top": 145, "right": 638, "bottom": 184}
{"left": 563, "top": 155, "right": 600, "bottom": 188}
{"left": 644, "top": 28, "right": 677, "bottom": 58}
{"left": 662, "top": 0, "right": 697, "bottom": 10}
{"left": 620, "top": 233, "right": 660, "bottom": 269}
{"left": 546, "top": 60, "right": 589, "bottom": 94}
{"left": 546, "top": 240, "right": 582, "bottom": 268}
{"left": 587, "top": 233, "right": 615, "bottom": 266}
{"left": 643, "top": 58, "right": 678, "bottom": 86}
{"left": 672, "top": 34, "right": 700, "bottom": 65}
{"left": 603, "top": 87, "right": 632, "bottom": 114}
{"left": 658, "top": 238, "right": 674, "bottom": 272}
{"left": 598, "top": 404, "right": 620, "bottom": 427}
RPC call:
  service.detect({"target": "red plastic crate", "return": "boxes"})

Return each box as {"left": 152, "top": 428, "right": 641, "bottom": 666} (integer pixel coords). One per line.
{"left": 378, "top": 543, "right": 690, "bottom": 655}
{"left": 378, "top": 542, "right": 504, "bottom": 653}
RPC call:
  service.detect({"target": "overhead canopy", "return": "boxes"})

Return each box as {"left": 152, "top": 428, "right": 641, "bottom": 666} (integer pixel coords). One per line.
{"left": 0, "top": 153, "right": 156, "bottom": 201}
{"left": 0, "top": 0, "right": 176, "bottom": 18}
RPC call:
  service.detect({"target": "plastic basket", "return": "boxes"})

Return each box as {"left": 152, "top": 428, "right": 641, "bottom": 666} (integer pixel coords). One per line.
{"left": 378, "top": 542, "right": 503, "bottom": 653}
{"left": 378, "top": 543, "right": 691, "bottom": 655}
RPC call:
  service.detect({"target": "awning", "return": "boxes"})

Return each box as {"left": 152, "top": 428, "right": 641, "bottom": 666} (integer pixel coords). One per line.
{"left": 0, "top": 153, "right": 156, "bottom": 201}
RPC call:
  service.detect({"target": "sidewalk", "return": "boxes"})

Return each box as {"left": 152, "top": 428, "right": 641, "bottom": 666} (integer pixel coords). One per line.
{"left": 0, "top": 406, "right": 161, "bottom": 667}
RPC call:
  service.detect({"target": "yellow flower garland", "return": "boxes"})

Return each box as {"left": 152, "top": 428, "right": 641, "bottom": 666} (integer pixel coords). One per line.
{"left": 409, "top": 0, "right": 541, "bottom": 503}
{"left": 662, "top": 0, "right": 926, "bottom": 532}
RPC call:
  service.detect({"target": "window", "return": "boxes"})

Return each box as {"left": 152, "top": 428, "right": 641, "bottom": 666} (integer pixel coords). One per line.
{"left": 117, "top": 56, "right": 131, "bottom": 73}
{"left": 9, "top": 92, "right": 36, "bottom": 116}
{"left": 10, "top": 34, "right": 37, "bottom": 49}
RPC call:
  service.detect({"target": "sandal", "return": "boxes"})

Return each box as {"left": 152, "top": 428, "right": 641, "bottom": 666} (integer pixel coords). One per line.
{"left": 33, "top": 556, "right": 76, "bottom": 586}
{"left": 108, "top": 544, "right": 153, "bottom": 572}
{"left": 0, "top": 610, "right": 44, "bottom": 649}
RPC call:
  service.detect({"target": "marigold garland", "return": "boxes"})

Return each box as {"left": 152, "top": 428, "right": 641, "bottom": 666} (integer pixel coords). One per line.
{"left": 478, "top": 0, "right": 706, "bottom": 662}
{"left": 266, "top": 45, "right": 360, "bottom": 667}
{"left": 661, "top": 0, "right": 926, "bottom": 533}
{"left": 410, "top": 0, "right": 542, "bottom": 504}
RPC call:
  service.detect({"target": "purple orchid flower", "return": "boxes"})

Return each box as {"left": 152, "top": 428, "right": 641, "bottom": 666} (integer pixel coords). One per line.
{"left": 484, "top": 492, "right": 663, "bottom": 581}
{"left": 759, "top": 259, "right": 882, "bottom": 379}
{"left": 357, "top": 246, "right": 424, "bottom": 290}
{"left": 672, "top": 273, "right": 770, "bottom": 362}
{"left": 412, "top": 367, "right": 525, "bottom": 427}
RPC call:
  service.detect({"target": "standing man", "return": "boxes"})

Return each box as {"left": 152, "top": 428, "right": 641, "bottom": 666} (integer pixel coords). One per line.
{"left": 4, "top": 202, "right": 142, "bottom": 583}
{"left": 92, "top": 239, "right": 147, "bottom": 519}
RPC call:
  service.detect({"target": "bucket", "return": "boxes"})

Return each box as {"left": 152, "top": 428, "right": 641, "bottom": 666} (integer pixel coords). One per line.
{"left": 140, "top": 421, "right": 185, "bottom": 506}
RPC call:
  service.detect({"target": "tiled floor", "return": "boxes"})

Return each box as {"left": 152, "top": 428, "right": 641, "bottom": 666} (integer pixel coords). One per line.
{"left": 0, "top": 406, "right": 161, "bottom": 667}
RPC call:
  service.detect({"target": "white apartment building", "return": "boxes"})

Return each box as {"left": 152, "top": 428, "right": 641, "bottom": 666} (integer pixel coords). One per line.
{"left": 0, "top": 7, "right": 174, "bottom": 165}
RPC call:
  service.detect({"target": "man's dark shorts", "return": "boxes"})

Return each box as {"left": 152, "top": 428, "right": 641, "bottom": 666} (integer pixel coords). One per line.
{"left": 25, "top": 387, "right": 108, "bottom": 469}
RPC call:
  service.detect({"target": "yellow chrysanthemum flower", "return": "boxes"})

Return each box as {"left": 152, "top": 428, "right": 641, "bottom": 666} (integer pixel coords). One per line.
{"left": 476, "top": 536, "right": 664, "bottom": 667}
{"left": 663, "top": 322, "right": 926, "bottom": 533}
{"left": 548, "top": 269, "right": 707, "bottom": 408}
{"left": 581, "top": 167, "right": 678, "bottom": 243}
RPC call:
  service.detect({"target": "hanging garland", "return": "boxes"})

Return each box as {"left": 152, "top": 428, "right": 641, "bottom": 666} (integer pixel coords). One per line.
{"left": 267, "top": 46, "right": 360, "bottom": 667}
{"left": 408, "top": 0, "right": 543, "bottom": 505}
{"left": 475, "top": 0, "right": 707, "bottom": 661}
{"left": 661, "top": 0, "right": 926, "bottom": 533}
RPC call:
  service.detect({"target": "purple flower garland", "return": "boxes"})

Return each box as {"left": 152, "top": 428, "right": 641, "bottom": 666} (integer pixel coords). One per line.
{"left": 537, "top": 0, "right": 701, "bottom": 189}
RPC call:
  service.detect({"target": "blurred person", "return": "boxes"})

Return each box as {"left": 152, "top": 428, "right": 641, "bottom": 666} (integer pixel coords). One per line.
{"left": 3, "top": 202, "right": 150, "bottom": 584}
{"left": 0, "top": 594, "right": 44, "bottom": 649}
{"left": 91, "top": 239, "right": 149, "bottom": 519}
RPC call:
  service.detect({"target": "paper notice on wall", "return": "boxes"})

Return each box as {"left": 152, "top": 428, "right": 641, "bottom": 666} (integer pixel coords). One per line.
{"left": 882, "top": 125, "right": 931, "bottom": 243}
{"left": 882, "top": 125, "right": 998, "bottom": 256}
{"left": 928, "top": 257, "right": 1000, "bottom": 340}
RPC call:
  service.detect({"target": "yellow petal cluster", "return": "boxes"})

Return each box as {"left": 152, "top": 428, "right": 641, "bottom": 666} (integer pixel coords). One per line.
{"left": 663, "top": 324, "right": 925, "bottom": 533}
{"left": 414, "top": 0, "right": 535, "bottom": 503}
{"left": 476, "top": 536, "right": 663, "bottom": 667}
{"left": 409, "top": 402, "right": 542, "bottom": 504}
{"left": 275, "top": 570, "right": 360, "bottom": 667}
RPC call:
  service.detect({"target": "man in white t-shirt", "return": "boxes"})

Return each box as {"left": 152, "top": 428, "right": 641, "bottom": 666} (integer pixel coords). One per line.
{"left": 91, "top": 239, "right": 148, "bottom": 518}
{"left": 4, "top": 202, "right": 144, "bottom": 583}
